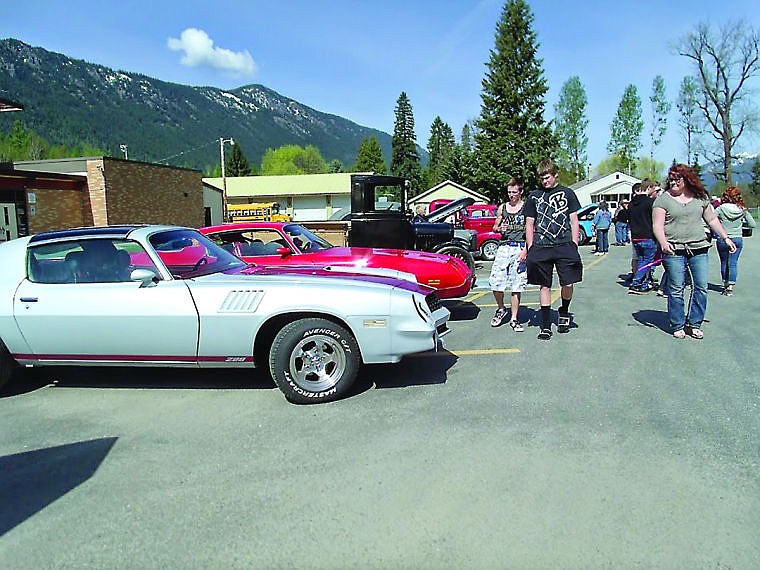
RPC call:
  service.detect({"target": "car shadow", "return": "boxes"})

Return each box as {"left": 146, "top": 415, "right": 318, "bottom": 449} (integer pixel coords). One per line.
{"left": 0, "top": 437, "right": 117, "bottom": 536}
{"left": 348, "top": 349, "right": 458, "bottom": 396}
{"left": 442, "top": 299, "right": 481, "bottom": 321}
{"left": 0, "top": 366, "right": 275, "bottom": 397}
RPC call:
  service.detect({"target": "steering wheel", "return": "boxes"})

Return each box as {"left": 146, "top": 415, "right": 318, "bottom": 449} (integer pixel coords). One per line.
{"left": 192, "top": 257, "right": 209, "bottom": 271}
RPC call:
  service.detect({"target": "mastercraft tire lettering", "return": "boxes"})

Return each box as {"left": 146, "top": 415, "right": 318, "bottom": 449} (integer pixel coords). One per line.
{"left": 268, "top": 318, "right": 360, "bottom": 404}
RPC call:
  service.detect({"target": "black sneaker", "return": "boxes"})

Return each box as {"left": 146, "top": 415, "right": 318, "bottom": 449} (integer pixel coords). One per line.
{"left": 537, "top": 328, "right": 553, "bottom": 340}
{"left": 628, "top": 286, "right": 650, "bottom": 295}
{"left": 557, "top": 314, "right": 571, "bottom": 333}
{"left": 490, "top": 307, "right": 508, "bottom": 327}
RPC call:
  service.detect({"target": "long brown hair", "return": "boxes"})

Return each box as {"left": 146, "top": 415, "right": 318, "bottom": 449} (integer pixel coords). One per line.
{"left": 721, "top": 186, "right": 746, "bottom": 208}
{"left": 668, "top": 163, "right": 708, "bottom": 200}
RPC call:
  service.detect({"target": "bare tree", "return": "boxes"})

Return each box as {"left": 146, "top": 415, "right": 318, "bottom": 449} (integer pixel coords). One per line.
{"left": 676, "top": 21, "right": 760, "bottom": 183}
{"left": 676, "top": 76, "right": 703, "bottom": 164}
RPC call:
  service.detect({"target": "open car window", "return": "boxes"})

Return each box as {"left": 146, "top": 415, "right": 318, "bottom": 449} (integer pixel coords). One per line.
{"left": 27, "top": 238, "right": 159, "bottom": 284}
{"left": 282, "top": 224, "right": 333, "bottom": 253}
{"left": 149, "top": 229, "right": 245, "bottom": 278}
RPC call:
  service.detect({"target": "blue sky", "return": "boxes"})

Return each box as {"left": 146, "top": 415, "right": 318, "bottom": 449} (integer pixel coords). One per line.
{"left": 3, "top": 0, "right": 759, "bottom": 171}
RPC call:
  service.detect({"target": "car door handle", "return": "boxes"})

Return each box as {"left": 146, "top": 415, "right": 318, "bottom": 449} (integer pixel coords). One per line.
{"left": 19, "top": 297, "right": 38, "bottom": 302}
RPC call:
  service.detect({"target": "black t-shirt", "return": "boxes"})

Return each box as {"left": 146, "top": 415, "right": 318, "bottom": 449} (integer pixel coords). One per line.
{"left": 628, "top": 194, "right": 655, "bottom": 240}
{"left": 524, "top": 185, "right": 581, "bottom": 246}
{"left": 498, "top": 204, "right": 526, "bottom": 243}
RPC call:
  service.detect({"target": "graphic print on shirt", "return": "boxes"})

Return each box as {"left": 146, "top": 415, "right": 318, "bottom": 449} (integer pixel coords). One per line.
{"left": 534, "top": 190, "right": 570, "bottom": 241}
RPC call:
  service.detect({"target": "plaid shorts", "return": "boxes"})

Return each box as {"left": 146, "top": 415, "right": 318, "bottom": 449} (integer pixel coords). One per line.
{"left": 488, "top": 243, "right": 527, "bottom": 292}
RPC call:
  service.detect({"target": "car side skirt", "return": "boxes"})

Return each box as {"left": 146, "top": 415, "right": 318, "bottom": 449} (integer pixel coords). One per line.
{"left": 12, "top": 354, "right": 256, "bottom": 367}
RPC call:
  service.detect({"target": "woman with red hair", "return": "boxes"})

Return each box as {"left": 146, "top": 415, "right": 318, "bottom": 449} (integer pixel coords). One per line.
{"left": 653, "top": 164, "right": 736, "bottom": 339}
{"left": 714, "top": 186, "right": 756, "bottom": 296}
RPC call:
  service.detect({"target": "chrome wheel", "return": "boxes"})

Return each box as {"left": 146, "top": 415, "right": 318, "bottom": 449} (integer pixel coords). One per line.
{"left": 288, "top": 333, "right": 347, "bottom": 392}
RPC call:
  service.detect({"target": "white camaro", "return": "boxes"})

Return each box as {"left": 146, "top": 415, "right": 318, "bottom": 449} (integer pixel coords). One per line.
{"left": 0, "top": 225, "right": 450, "bottom": 404}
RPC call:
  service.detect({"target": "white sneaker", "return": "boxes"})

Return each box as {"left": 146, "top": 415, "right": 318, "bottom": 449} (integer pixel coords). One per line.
{"left": 491, "top": 307, "right": 508, "bottom": 327}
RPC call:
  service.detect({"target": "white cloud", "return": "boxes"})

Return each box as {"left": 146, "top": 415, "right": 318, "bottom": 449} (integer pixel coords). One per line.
{"left": 167, "top": 28, "right": 257, "bottom": 77}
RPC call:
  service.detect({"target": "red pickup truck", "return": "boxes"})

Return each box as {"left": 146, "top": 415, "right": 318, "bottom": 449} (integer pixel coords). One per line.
{"left": 428, "top": 200, "right": 502, "bottom": 260}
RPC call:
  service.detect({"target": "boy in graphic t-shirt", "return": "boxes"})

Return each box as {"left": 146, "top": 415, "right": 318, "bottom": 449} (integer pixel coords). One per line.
{"left": 524, "top": 159, "right": 584, "bottom": 340}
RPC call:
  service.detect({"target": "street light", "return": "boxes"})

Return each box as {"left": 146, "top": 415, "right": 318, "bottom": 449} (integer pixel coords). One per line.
{"left": 119, "top": 144, "right": 128, "bottom": 160}
{"left": 219, "top": 137, "right": 235, "bottom": 221}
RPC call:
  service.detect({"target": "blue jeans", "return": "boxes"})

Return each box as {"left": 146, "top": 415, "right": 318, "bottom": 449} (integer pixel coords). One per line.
{"left": 715, "top": 236, "right": 744, "bottom": 285}
{"left": 615, "top": 222, "right": 629, "bottom": 244}
{"left": 595, "top": 228, "right": 609, "bottom": 252}
{"left": 632, "top": 239, "right": 658, "bottom": 288}
{"left": 661, "top": 251, "right": 709, "bottom": 332}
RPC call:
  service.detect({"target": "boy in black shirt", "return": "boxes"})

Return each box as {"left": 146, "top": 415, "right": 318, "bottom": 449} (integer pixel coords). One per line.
{"left": 524, "top": 159, "right": 584, "bottom": 340}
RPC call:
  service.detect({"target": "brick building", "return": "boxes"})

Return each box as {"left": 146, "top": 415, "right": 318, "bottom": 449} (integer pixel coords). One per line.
{"left": 0, "top": 157, "right": 222, "bottom": 241}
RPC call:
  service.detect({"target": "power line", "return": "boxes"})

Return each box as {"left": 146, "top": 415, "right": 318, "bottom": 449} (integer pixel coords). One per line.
{"left": 156, "top": 139, "right": 219, "bottom": 165}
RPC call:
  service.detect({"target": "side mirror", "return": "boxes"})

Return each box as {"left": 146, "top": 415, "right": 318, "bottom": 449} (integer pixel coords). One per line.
{"left": 130, "top": 268, "right": 159, "bottom": 287}
{"left": 275, "top": 247, "right": 292, "bottom": 257}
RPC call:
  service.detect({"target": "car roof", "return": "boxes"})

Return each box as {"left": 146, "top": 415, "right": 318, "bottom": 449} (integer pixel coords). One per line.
{"left": 200, "top": 222, "right": 287, "bottom": 233}
{"left": 28, "top": 225, "right": 189, "bottom": 245}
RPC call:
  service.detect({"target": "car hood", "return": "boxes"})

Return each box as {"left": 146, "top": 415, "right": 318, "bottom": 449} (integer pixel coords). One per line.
{"left": 203, "top": 264, "right": 434, "bottom": 295}
{"left": 426, "top": 197, "right": 476, "bottom": 223}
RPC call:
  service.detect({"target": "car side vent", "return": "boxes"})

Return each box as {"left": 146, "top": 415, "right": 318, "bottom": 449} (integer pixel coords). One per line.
{"left": 425, "top": 292, "right": 442, "bottom": 312}
{"left": 219, "top": 290, "right": 264, "bottom": 313}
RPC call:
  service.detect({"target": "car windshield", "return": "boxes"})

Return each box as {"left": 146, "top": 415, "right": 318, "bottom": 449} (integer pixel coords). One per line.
{"left": 282, "top": 224, "right": 333, "bottom": 253}
{"left": 149, "top": 229, "right": 246, "bottom": 278}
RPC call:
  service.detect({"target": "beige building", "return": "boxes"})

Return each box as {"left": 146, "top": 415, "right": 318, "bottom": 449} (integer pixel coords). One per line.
{"left": 408, "top": 180, "right": 490, "bottom": 213}
{"left": 0, "top": 157, "right": 220, "bottom": 240}
{"left": 204, "top": 172, "right": 371, "bottom": 221}
{"left": 571, "top": 172, "right": 640, "bottom": 210}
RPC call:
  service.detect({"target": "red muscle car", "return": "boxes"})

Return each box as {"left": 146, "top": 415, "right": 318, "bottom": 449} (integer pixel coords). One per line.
{"left": 199, "top": 222, "right": 475, "bottom": 299}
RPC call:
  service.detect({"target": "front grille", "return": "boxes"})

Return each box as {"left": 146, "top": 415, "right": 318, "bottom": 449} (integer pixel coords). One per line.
{"left": 425, "top": 292, "right": 442, "bottom": 312}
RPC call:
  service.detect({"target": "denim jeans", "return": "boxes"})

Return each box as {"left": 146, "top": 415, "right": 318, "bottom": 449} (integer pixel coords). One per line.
{"left": 631, "top": 239, "right": 658, "bottom": 288}
{"left": 615, "top": 222, "right": 629, "bottom": 244}
{"left": 661, "top": 251, "right": 709, "bottom": 332}
{"left": 715, "top": 236, "right": 744, "bottom": 285}
{"left": 595, "top": 229, "right": 609, "bottom": 252}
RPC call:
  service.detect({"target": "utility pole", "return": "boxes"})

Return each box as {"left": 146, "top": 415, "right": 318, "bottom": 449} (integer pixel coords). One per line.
{"left": 219, "top": 137, "right": 235, "bottom": 221}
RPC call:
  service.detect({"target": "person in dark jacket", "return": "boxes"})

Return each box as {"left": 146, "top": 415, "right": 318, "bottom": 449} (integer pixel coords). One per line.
{"left": 628, "top": 179, "right": 658, "bottom": 293}
{"left": 613, "top": 201, "right": 630, "bottom": 245}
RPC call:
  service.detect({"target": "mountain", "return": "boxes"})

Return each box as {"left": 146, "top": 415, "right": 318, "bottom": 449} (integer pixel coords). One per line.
{"left": 700, "top": 153, "right": 757, "bottom": 190}
{"left": 0, "top": 38, "right": 416, "bottom": 171}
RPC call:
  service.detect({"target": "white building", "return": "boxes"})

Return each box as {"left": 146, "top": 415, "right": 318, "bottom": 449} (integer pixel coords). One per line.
{"left": 571, "top": 172, "right": 640, "bottom": 210}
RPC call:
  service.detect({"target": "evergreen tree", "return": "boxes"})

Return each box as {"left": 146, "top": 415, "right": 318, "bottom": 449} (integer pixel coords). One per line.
{"left": 225, "top": 142, "right": 252, "bottom": 176}
{"left": 746, "top": 158, "right": 760, "bottom": 206}
{"left": 425, "top": 117, "right": 456, "bottom": 187}
{"left": 649, "top": 75, "right": 671, "bottom": 160}
{"left": 354, "top": 136, "right": 387, "bottom": 174}
{"left": 474, "top": 0, "right": 556, "bottom": 201}
{"left": 328, "top": 159, "right": 344, "bottom": 173}
{"left": 390, "top": 92, "right": 422, "bottom": 194}
{"left": 607, "top": 84, "right": 644, "bottom": 174}
{"left": 553, "top": 75, "right": 589, "bottom": 182}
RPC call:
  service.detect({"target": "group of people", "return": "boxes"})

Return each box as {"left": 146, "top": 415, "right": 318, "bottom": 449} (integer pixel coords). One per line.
{"left": 485, "top": 160, "right": 755, "bottom": 340}
{"left": 625, "top": 164, "right": 755, "bottom": 338}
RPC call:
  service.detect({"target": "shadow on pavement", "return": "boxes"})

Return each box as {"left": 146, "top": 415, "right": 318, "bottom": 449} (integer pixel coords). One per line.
{"left": 443, "top": 300, "right": 481, "bottom": 321}
{"left": 0, "top": 437, "right": 118, "bottom": 536}
{"left": 632, "top": 309, "right": 669, "bottom": 333}
{"left": 348, "top": 349, "right": 458, "bottom": 396}
{"left": 0, "top": 367, "right": 274, "bottom": 397}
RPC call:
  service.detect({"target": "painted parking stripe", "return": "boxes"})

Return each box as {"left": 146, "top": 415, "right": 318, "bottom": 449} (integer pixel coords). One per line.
{"left": 451, "top": 348, "right": 520, "bottom": 355}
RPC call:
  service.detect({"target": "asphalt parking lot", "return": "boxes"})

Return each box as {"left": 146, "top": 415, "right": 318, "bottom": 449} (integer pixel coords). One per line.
{"left": 1, "top": 239, "right": 758, "bottom": 568}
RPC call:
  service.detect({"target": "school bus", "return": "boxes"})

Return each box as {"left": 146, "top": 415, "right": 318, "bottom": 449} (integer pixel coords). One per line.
{"left": 227, "top": 202, "right": 291, "bottom": 223}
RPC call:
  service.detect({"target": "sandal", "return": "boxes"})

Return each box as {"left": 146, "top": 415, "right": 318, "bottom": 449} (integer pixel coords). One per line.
{"left": 557, "top": 314, "right": 571, "bottom": 334}
{"left": 537, "top": 328, "right": 553, "bottom": 340}
{"left": 672, "top": 329, "right": 686, "bottom": 339}
{"left": 688, "top": 328, "right": 704, "bottom": 339}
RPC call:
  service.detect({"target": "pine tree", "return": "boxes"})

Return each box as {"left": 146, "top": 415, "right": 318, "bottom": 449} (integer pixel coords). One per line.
{"left": 747, "top": 158, "right": 760, "bottom": 206}
{"left": 390, "top": 92, "right": 422, "bottom": 195}
{"left": 554, "top": 75, "right": 589, "bottom": 182}
{"left": 426, "top": 117, "right": 456, "bottom": 187}
{"left": 474, "top": 0, "right": 556, "bottom": 201}
{"left": 225, "top": 143, "right": 252, "bottom": 176}
{"left": 607, "top": 84, "right": 644, "bottom": 175}
{"left": 354, "top": 136, "right": 387, "bottom": 174}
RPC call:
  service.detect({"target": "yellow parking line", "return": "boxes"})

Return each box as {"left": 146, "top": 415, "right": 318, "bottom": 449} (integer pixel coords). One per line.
{"left": 463, "top": 290, "right": 490, "bottom": 302}
{"left": 452, "top": 348, "right": 520, "bottom": 355}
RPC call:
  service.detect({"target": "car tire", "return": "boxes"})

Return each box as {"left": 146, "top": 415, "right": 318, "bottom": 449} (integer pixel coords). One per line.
{"left": 436, "top": 245, "right": 476, "bottom": 272}
{"left": 579, "top": 227, "right": 588, "bottom": 245}
{"left": 0, "top": 339, "right": 19, "bottom": 391}
{"left": 479, "top": 240, "right": 499, "bottom": 261}
{"left": 268, "top": 318, "right": 360, "bottom": 404}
